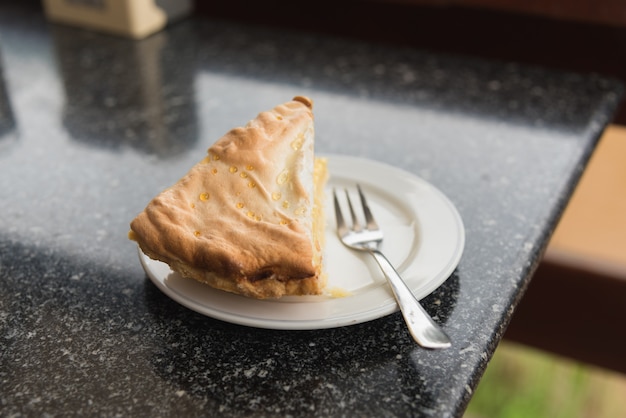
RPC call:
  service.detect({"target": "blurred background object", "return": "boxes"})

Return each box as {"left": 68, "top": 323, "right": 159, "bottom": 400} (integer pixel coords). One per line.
{"left": 43, "top": 0, "right": 193, "bottom": 39}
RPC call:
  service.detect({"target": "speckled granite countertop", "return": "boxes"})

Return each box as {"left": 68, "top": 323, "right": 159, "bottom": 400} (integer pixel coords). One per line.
{"left": 0, "top": 3, "right": 622, "bottom": 417}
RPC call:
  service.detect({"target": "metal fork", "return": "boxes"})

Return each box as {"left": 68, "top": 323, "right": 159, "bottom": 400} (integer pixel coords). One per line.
{"left": 333, "top": 185, "right": 451, "bottom": 349}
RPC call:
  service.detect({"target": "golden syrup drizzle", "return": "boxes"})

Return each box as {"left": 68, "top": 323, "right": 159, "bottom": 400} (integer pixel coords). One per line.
{"left": 291, "top": 133, "right": 305, "bottom": 151}
{"left": 276, "top": 169, "right": 289, "bottom": 185}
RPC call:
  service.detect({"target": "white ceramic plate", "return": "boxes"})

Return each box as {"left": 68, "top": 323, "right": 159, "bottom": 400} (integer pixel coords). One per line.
{"left": 139, "top": 155, "right": 465, "bottom": 330}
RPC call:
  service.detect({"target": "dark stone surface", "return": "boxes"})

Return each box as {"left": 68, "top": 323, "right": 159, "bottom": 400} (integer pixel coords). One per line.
{"left": 0, "top": 3, "right": 621, "bottom": 417}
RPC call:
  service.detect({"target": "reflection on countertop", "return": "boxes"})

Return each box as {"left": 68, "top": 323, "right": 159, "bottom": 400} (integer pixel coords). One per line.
{"left": 52, "top": 23, "right": 198, "bottom": 157}
{"left": 0, "top": 49, "right": 17, "bottom": 153}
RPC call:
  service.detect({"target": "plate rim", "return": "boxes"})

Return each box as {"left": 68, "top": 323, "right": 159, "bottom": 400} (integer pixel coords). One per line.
{"left": 140, "top": 154, "right": 465, "bottom": 330}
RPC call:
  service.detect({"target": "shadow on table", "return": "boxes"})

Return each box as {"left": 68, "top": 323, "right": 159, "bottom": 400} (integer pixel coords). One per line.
{"left": 142, "top": 271, "right": 460, "bottom": 416}
{"left": 191, "top": 18, "right": 616, "bottom": 134}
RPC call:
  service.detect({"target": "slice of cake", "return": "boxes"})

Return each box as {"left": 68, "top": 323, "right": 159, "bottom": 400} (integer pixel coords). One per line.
{"left": 129, "top": 96, "right": 328, "bottom": 299}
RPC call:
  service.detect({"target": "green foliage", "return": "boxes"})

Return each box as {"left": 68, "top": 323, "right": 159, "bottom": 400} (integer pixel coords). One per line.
{"left": 464, "top": 342, "right": 626, "bottom": 418}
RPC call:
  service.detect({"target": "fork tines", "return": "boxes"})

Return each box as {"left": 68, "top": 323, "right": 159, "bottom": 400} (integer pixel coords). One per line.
{"left": 333, "top": 184, "right": 379, "bottom": 234}
{"left": 356, "top": 185, "right": 379, "bottom": 230}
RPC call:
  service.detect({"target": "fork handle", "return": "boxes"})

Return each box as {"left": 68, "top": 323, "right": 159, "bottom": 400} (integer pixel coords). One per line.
{"left": 370, "top": 249, "right": 452, "bottom": 349}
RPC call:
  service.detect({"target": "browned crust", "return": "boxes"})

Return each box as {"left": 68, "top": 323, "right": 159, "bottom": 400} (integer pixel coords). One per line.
{"left": 138, "top": 244, "right": 326, "bottom": 299}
